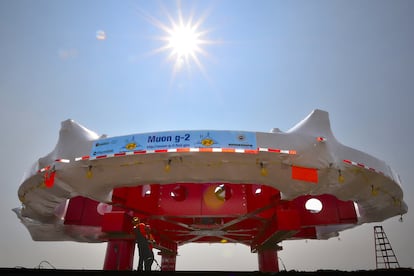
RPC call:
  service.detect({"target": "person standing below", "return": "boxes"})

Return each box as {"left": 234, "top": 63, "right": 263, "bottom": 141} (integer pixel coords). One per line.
{"left": 132, "top": 217, "right": 154, "bottom": 271}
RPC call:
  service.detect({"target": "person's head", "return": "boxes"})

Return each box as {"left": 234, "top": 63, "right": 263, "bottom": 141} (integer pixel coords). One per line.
{"left": 132, "top": 216, "right": 140, "bottom": 225}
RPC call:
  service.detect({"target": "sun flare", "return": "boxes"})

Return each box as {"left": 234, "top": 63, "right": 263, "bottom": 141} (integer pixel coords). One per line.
{"left": 136, "top": 2, "right": 218, "bottom": 80}
{"left": 162, "top": 15, "right": 209, "bottom": 75}
{"left": 167, "top": 22, "right": 200, "bottom": 62}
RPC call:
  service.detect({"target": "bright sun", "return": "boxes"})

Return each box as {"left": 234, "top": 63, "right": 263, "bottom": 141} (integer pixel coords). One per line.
{"left": 167, "top": 21, "right": 201, "bottom": 66}
{"left": 136, "top": 3, "right": 217, "bottom": 80}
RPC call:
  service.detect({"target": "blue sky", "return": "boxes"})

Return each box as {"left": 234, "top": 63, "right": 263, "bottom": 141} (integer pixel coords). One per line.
{"left": 1, "top": 0, "right": 413, "bottom": 271}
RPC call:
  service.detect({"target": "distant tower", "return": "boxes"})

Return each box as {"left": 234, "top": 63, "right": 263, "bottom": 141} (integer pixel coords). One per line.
{"left": 374, "top": 225, "right": 400, "bottom": 269}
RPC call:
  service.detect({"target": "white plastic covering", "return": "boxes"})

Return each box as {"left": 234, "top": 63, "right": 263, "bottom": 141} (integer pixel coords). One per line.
{"left": 13, "top": 109, "right": 408, "bottom": 242}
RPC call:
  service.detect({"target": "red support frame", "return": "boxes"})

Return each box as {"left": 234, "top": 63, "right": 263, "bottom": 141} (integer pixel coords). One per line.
{"left": 258, "top": 249, "right": 279, "bottom": 272}
{"left": 103, "top": 239, "right": 135, "bottom": 270}
{"left": 64, "top": 183, "right": 358, "bottom": 272}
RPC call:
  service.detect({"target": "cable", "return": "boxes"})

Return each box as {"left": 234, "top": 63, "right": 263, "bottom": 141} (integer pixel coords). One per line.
{"left": 37, "top": 260, "right": 56, "bottom": 269}
{"left": 152, "top": 257, "right": 161, "bottom": 271}
{"left": 278, "top": 257, "right": 287, "bottom": 271}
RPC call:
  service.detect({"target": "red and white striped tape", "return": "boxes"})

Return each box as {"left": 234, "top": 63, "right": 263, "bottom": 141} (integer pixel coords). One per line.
{"left": 258, "top": 147, "right": 297, "bottom": 154}
{"left": 37, "top": 159, "right": 70, "bottom": 173}
{"left": 343, "top": 159, "right": 384, "bottom": 175}
{"left": 75, "top": 147, "right": 297, "bottom": 161}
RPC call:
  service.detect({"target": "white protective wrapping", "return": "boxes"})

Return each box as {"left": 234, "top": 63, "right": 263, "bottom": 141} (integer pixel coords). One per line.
{"left": 13, "top": 109, "right": 408, "bottom": 242}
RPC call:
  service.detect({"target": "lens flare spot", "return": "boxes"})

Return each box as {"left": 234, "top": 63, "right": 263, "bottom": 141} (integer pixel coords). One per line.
{"left": 203, "top": 185, "right": 225, "bottom": 210}
{"left": 96, "top": 30, "right": 106, "bottom": 40}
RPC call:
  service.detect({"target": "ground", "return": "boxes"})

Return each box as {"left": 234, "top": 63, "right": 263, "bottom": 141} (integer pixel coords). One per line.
{"left": 1, "top": 267, "right": 413, "bottom": 275}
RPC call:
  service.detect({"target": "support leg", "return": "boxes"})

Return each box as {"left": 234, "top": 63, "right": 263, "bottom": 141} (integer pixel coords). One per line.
{"left": 160, "top": 253, "right": 177, "bottom": 271}
{"left": 103, "top": 239, "right": 135, "bottom": 270}
{"left": 159, "top": 242, "right": 178, "bottom": 271}
{"left": 258, "top": 248, "right": 280, "bottom": 272}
